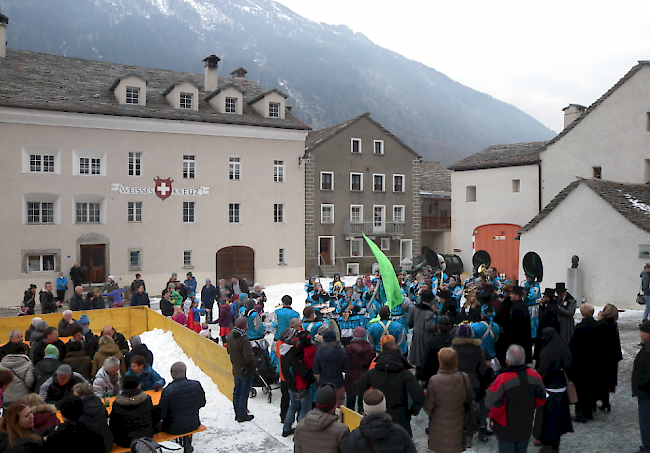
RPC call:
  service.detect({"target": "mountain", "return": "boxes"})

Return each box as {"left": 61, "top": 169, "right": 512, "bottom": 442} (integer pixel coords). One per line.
{"left": 0, "top": 0, "right": 556, "bottom": 165}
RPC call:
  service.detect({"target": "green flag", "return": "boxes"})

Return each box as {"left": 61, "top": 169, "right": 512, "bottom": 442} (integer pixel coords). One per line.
{"left": 363, "top": 233, "right": 403, "bottom": 323}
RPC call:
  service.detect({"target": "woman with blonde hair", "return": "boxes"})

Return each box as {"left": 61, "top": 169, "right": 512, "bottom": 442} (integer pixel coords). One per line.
{"left": 91, "top": 336, "right": 127, "bottom": 378}
{"left": 0, "top": 402, "right": 43, "bottom": 451}
{"left": 20, "top": 393, "right": 59, "bottom": 435}
{"left": 597, "top": 303, "right": 622, "bottom": 411}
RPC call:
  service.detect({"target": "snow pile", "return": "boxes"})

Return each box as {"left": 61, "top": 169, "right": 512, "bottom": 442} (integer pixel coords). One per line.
{"left": 624, "top": 193, "right": 650, "bottom": 215}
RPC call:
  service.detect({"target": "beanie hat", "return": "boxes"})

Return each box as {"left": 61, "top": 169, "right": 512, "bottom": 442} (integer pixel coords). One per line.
{"left": 239, "top": 293, "right": 247, "bottom": 302}
{"left": 420, "top": 290, "right": 435, "bottom": 303}
{"left": 458, "top": 323, "right": 473, "bottom": 338}
{"left": 234, "top": 317, "right": 248, "bottom": 329}
{"left": 123, "top": 375, "right": 141, "bottom": 390}
{"left": 59, "top": 395, "right": 84, "bottom": 421}
{"left": 44, "top": 344, "right": 59, "bottom": 359}
{"left": 316, "top": 384, "right": 337, "bottom": 412}
{"left": 34, "top": 320, "right": 46, "bottom": 331}
{"left": 353, "top": 326, "right": 366, "bottom": 338}
{"left": 323, "top": 330, "right": 336, "bottom": 342}
{"left": 57, "top": 364, "right": 72, "bottom": 375}
{"left": 280, "top": 328, "right": 297, "bottom": 344}
{"left": 437, "top": 315, "right": 451, "bottom": 326}
{"left": 380, "top": 334, "right": 395, "bottom": 348}
{"left": 78, "top": 314, "right": 90, "bottom": 325}
{"left": 363, "top": 390, "right": 387, "bottom": 415}
{"left": 640, "top": 320, "right": 650, "bottom": 334}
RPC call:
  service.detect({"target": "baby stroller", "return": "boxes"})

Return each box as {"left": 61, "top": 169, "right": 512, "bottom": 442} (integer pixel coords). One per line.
{"left": 250, "top": 346, "right": 279, "bottom": 403}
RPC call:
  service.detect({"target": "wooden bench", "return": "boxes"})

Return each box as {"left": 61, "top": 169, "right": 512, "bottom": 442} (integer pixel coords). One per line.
{"left": 109, "top": 425, "right": 206, "bottom": 453}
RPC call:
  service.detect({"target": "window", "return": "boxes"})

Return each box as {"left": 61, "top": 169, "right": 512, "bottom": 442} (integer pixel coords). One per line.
{"left": 593, "top": 166, "right": 602, "bottom": 179}
{"left": 466, "top": 186, "right": 476, "bottom": 202}
{"left": 393, "top": 174, "right": 404, "bottom": 192}
{"left": 350, "top": 205, "right": 363, "bottom": 223}
{"left": 350, "top": 173, "right": 363, "bottom": 191}
{"left": 374, "top": 140, "right": 384, "bottom": 155}
{"left": 229, "top": 203, "right": 241, "bottom": 223}
{"left": 29, "top": 154, "right": 55, "bottom": 173}
{"left": 512, "top": 179, "right": 521, "bottom": 193}
{"left": 129, "top": 152, "right": 142, "bottom": 176}
{"left": 274, "top": 160, "right": 284, "bottom": 182}
{"left": 76, "top": 202, "right": 100, "bottom": 223}
{"left": 373, "top": 205, "right": 385, "bottom": 232}
{"left": 183, "top": 155, "right": 195, "bottom": 179}
{"left": 400, "top": 239, "right": 413, "bottom": 261}
{"left": 229, "top": 157, "right": 241, "bottom": 180}
{"left": 126, "top": 87, "right": 140, "bottom": 105}
{"left": 79, "top": 157, "right": 101, "bottom": 175}
{"left": 128, "top": 201, "right": 142, "bottom": 222}
{"left": 279, "top": 248, "right": 285, "bottom": 265}
{"left": 351, "top": 138, "right": 361, "bottom": 154}
{"left": 321, "top": 204, "right": 334, "bottom": 224}
{"left": 183, "top": 201, "right": 195, "bottom": 223}
{"left": 274, "top": 203, "right": 284, "bottom": 223}
{"left": 28, "top": 254, "right": 55, "bottom": 273}
{"left": 225, "top": 97, "right": 237, "bottom": 114}
{"left": 269, "top": 102, "right": 280, "bottom": 118}
{"left": 26, "top": 202, "right": 54, "bottom": 224}
{"left": 321, "top": 172, "right": 334, "bottom": 191}
{"left": 373, "top": 174, "right": 385, "bottom": 192}
{"left": 350, "top": 238, "right": 363, "bottom": 257}
{"left": 129, "top": 250, "right": 141, "bottom": 271}
{"left": 347, "top": 263, "right": 360, "bottom": 275}
{"left": 393, "top": 205, "right": 404, "bottom": 222}
{"left": 180, "top": 93, "right": 193, "bottom": 109}
{"left": 380, "top": 238, "right": 390, "bottom": 251}
{"left": 440, "top": 209, "right": 449, "bottom": 217}
{"left": 184, "top": 250, "right": 192, "bottom": 268}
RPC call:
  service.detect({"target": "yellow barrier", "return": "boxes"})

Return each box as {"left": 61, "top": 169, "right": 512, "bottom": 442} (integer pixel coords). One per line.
{"left": 339, "top": 406, "right": 363, "bottom": 431}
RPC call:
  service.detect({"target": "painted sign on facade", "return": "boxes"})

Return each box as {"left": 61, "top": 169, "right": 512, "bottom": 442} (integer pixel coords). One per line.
{"left": 110, "top": 178, "right": 210, "bottom": 200}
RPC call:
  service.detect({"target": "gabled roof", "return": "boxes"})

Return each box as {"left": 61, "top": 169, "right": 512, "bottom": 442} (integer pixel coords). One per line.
{"left": 449, "top": 141, "right": 548, "bottom": 171}
{"left": 420, "top": 161, "right": 451, "bottom": 195}
{"left": 247, "top": 88, "right": 288, "bottom": 105}
{"left": 204, "top": 82, "right": 245, "bottom": 101}
{"left": 537, "top": 61, "right": 650, "bottom": 154}
{"left": 109, "top": 74, "right": 147, "bottom": 91}
{"left": 0, "top": 49, "right": 310, "bottom": 130}
{"left": 162, "top": 81, "right": 199, "bottom": 97}
{"left": 305, "top": 112, "right": 420, "bottom": 158}
{"left": 520, "top": 178, "right": 650, "bottom": 234}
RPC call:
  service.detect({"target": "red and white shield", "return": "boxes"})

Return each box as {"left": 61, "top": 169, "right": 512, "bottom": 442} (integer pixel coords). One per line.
{"left": 154, "top": 177, "right": 174, "bottom": 201}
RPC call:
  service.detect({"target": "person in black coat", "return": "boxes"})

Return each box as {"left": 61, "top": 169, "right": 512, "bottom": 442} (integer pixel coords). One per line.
{"left": 534, "top": 288, "right": 560, "bottom": 362}
{"left": 597, "top": 304, "right": 623, "bottom": 411}
{"left": 68, "top": 287, "right": 84, "bottom": 312}
{"left": 420, "top": 315, "right": 454, "bottom": 383}
{"left": 131, "top": 286, "right": 150, "bottom": 307}
{"left": 201, "top": 279, "right": 218, "bottom": 323}
{"left": 568, "top": 303, "right": 601, "bottom": 422}
{"left": 39, "top": 283, "right": 59, "bottom": 314}
{"left": 505, "top": 286, "right": 532, "bottom": 363}
{"left": 44, "top": 395, "right": 105, "bottom": 451}
{"left": 23, "top": 285, "right": 37, "bottom": 315}
{"left": 101, "top": 326, "right": 129, "bottom": 353}
{"left": 160, "top": 290, "right": 175, "bottom": 317}
{"left": 109, "top": 375, "right": 159, "bottom": 447}
{"left": 125, "top": 335, "right": 154, "bottom": 367}
{"left": 633, "top": 321, "right": 650, "bottom": 453}
{"left": 352, "top": 342, "right": 425, "bottom": 437}
{"left": 70, "top": 263, "right": 84, "bottom": 288}
{"left": 73, "top": 382, "right": 114, "bottom": 453}
{"left": 159, "top": 362, "right": 206, "bottom": 435}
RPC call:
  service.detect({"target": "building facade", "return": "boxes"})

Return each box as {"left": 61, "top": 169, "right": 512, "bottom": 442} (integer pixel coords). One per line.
{"left": 304, "top": 113, "right": 421, "bottom": 277}
{"left": 0, "top": 35, "right": 309, "bottom": 304}
{"left": 420, "top": 161, "right": 452, "bottom": 255}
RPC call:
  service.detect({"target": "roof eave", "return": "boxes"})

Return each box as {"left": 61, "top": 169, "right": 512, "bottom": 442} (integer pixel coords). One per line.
{"left": 450, "top": 160, "right": 540, "bottom": 172}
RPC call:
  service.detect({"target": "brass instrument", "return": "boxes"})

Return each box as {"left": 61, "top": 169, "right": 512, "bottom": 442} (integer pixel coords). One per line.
{"left": 477, "top": 263, "right": 489, "bottom": 280}
{"left": 342, "top": 300, "right": 353, "bottom": 322}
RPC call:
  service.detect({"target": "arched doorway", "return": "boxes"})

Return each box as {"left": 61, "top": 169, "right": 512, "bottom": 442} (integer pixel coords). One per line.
{"left": 216, "top": 246, "right": 255, "bottom": 284}
{"left": 473, "top": 224, "right": 521, "bottom": 281}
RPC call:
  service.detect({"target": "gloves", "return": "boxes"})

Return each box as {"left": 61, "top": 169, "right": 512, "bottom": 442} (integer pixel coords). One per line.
{"left": 152, "top": 383, "right": 162, "bottom": 391}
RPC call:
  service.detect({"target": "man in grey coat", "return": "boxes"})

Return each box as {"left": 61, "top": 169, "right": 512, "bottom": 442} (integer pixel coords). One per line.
{"left": 555, "top": 282, "right": 576, "bottom": 344}
{"left": 407, "top": 289, "right": 437, "bottom": 378}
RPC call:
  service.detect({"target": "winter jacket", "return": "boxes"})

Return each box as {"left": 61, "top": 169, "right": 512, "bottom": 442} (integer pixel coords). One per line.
{"left": 63, "top": 349, "right": 92, "bottom": 381}
{"left": 91, "top": 341, "right": 127, "bottom": 378}
{"left": 79, "top": 394, "right": 114, "bottom": 453}
{"left": 131, "top": 291, "right": 150, "bottom": 307}
{"left": 57, "top": 318, "right": 78, "bottom": 337}
{"left": 31, "top": 339, "right": 65, "bottom": 365}
{"left": 313, "top": 341, "right": 350, "bottom": 388}
{"left": 352, "top": 351, "right": 425, "bottom": 432}
{"left": 344, "top": 339, "right": 375, "bottom": 394}
{"left": 70, "top": 265, "right": 83, "bottom": 284}
{"left": 569, "top": 317, "right": 601, "bottom": 391}
{"left": 281, "top": 345, "right": 312, "bottom": 393}
{"left": 1, "top": 354, "right": 35, "bottom": 403}
{"left": 424, "top": 370, "right": 471, "bottom": 453}
{"left": 92, "top": 295, "right": 105, "bottom": 309}
{"left": 407, "top": 302, "right": 437, "bottom": 367}
{"left": 294, "top": 409, "right": 350, "bottom": 453}
{"left": 342, "top": 412, "right": 416, "bottom": 453}
{"left": 92, "top": 366, "right": 122, "bottom": 397}
{"left": 44, "top": 420, "right": 105, "bottom": 452}
{"left": 633, "top": 340, "right": 650, "bottom": 398}
{"left": 56, "top": 276, "right": 68, "bottom": 291}
{"left": 0, "top": 341, "right": 29, "bottom": 359}
{"left": 112, "top": 330, "right": 130, "bottom": 353}
{"left": 29, "top": 324, "right": 46, "bottom": 345}
{"left": 642, "top": 270, "right": 650, "bottom": 296}
{"left": 0, "top": 431, "right": 43, "bottom": 453}
{"left": 23, "top": 291, "right": 36, "bottom": 315}
{"left": 421, "top": 331, "right": 453, "bottom": 383}
{"left": 39, "top": 290, "right": 57, "bottom": 314}
{"left": 124, "top": 364, "right": 165, "bottom": 391}
{"left": 599, "top": 318, "right": 623, "bottom": 391}
{"left": 227, "top": 329, "right": 256, "bottom": 378}
{"left": 31, "top": 403, "right": 60, "bottom": 434}
{"left": 201, "top": 284, "right": 217, "bottom": 309}
{"left": 556, "top": 293, "right": 577, "bottom": 345}
{"left": 125, "top": 343, "right": 154, "bottom": 367}
{"left": 184, "top": 278, "right": 197, "bottom": 294}
{"left": 110, "top": 389, "right": 159, "bottom": 447}
{"left": 69, "top": 293, "right": 84, "bottom": 311}
{"left": 159, "top": 378, "right": 206, "bottom": 435}
{"left": 172, "top": 312, "right": 187, "bottom": 326}
{"left": 82, "top": 295, "right": 93, "bottom": 311}
{"left": 218, "top": 303, "right": 232, "bottom": 328}
{"left": 130, "top": 279, "right": 146, "bottom": 293}
{"left": 451, "top": 337, "right": 487, "bottom": 392}
{"left": 160, "top": 297, "right": 174, "bottom": 316}
{"left": 102, "top": 288, "right": 125, "bottom": 307}
{"left": 485, "top": 365, "right": 546, "bottom": 443}
{"left": 39, "top": 371, "right": 88, "bottom": 406}
{"left": 33, "top": 358, "right": 63, "bottom": 394}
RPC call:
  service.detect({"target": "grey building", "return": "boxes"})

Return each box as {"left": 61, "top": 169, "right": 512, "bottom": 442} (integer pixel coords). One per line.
{"left": 420, "top": 161, "right": 452, "bottom": 255}
{"left": 304, "top": 113, "right": 421, "bottom": 277}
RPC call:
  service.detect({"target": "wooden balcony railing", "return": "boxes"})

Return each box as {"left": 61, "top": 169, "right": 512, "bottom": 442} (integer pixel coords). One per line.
{"left": 422, "top": 216, "right": 451, "bottom": 230}
{"left": 343, "top": 220, "right": 404, "bottom": 235}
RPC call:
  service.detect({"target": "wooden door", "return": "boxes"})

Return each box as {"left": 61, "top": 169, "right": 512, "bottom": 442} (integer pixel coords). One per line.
{"left": 216, "top": 246, "right": 255, "bottom": 283}
{"left": 80, "top": 244, "right": 105, "bottom": 284}
{"left": 473, "top": 224, "right": 521, "bottom": 281}
{"left": 319, "top": 237, "right": 333, "bottom": 265}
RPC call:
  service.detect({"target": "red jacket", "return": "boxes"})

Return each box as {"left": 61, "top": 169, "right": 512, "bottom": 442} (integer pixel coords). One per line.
{"left": 295, "top": 344, "right": 316, "bottom": 390}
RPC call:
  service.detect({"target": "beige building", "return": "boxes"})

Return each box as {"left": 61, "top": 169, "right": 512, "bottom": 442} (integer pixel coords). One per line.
{"left": 0, "top": 26, "right": 309, "bottom": 304}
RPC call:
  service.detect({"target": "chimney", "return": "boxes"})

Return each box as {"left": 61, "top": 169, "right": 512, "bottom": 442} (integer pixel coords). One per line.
{"left": 203, "top": 55, "right": 220, "bottom": 92}
{"left": 230, "top": 67, "right": 247, "bottom": 79}
{"left": 0, "top": 13, "right": 8, "bottom": 59}
{"left": 562, "top": 104, "right": 586, "bottom": 129}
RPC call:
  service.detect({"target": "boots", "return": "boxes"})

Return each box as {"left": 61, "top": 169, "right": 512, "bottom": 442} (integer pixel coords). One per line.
{"left": 478, "top": 427, "right": 489, "bottom": 443}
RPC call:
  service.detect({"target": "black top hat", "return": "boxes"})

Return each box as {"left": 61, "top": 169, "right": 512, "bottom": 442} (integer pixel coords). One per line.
{"left": 511, "top": 286, "right": 524, "bottom": 296}
{"left": 543, "top": 288, "right": 556, "bottom": 298}
{"left": 555, "top": 282, "right": 567, "bottom": 293}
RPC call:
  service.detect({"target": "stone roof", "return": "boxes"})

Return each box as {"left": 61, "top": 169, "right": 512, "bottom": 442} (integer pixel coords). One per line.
{"left": 0, "top": 49, "right": 309, "bottom": 130}
{"left": 520, "top": 178, "right": 650, "bottom": 234}
{"left": 449, "top": 140, "right": 548, "bottom": 171}
{"left": 305, "top": 112, "right": 420, "bottom": 157}
{"left": 420, "top": 161, "right": 451, "bottom": 195}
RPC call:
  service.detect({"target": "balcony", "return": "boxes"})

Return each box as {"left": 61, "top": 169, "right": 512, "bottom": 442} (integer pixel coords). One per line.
{"left": 343, "top": 220, "right": 404, "bottom": 236}
{"left": 422, "top": 216, "right": 451, "bottom": 230}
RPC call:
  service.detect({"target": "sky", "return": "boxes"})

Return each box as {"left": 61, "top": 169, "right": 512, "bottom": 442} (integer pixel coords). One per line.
{"left": 273, "top": 0, "right": 650, "bottom": 133}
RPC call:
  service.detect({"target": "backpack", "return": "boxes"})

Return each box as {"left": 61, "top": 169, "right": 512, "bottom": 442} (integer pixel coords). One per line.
{"left": 130, "top": 438, "right": 183, "bottom": 452}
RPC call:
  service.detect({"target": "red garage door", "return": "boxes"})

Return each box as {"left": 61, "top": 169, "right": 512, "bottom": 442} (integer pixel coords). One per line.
{"left": 474, "top": 224, "right": 521, "bottom": 281}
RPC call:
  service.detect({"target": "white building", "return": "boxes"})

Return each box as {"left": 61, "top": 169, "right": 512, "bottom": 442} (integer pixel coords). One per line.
{"left": 0, "top": 18, "right": 309, "bottom": 304}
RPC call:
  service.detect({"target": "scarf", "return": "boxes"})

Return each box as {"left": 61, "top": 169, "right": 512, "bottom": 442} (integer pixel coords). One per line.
{"left": 233, "top": 327, "right": 247, "bottom": 337}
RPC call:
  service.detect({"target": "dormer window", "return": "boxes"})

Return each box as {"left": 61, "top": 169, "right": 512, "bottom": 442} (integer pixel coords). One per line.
{"left": 126, "top": 87, "right": 140, "bottom": 105}
{"left": 180, "top": 93, "right": 193, "bottom": 110}
{"left": 226, "top": 97, "right": 237, "bottom": 114}
{"left": 269, "top": 102, "right": 280, "bottom": 118}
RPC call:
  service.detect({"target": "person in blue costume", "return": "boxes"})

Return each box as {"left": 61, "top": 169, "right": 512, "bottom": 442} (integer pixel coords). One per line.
{"left": 523, "top": 273, "right": 541, "bottom": 339}
{"left": 365, "top": 286, "right": 383, "bottom": 322}
{"left": 307, "top": 282, "right": 328, "bottom": 307}
{"left": 271, "top": 295, "right": 300, "bottom": 341}
{"left": 353, "top": 277, "right": 367, "bottom": 297}
{"left": 337, "top": 287, "right": 367, "bottom": 346}
{"left": 302, "top": 306, "right": 329, "bottom": 339}
{"left": 488, "top": 267, "right": 503, "bottom": 291}
{"left": 244, "top": 299, "right": 269, "bottom": 350}
{"left": 471, "top": 304, "right": 501, "bottom": 361}
{"left": 367, "top": 306, "right": 407, "bottom": 354}
{"left": 329, "top": 274, "right": 344, "bottom": 295}
{"left": 305, "top": 275, "right": 317, "bottom": 295}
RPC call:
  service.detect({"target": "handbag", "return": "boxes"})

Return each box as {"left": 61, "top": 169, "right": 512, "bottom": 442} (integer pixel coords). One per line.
{"left": 563, "top": 370, "right": 578, "bottom": 404}
{"left": 638, "top": 283, "right": 646, "bottom": 305}
{"left": 461, "top": 372, "right": 481, "bottom": 448}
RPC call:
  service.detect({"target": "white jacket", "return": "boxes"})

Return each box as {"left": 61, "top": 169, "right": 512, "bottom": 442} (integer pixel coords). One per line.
{"left": 0, "top": 354, "right": 35, "bottom": 403}
{"left": 92, "top": 365, "right": 122, "bottom": 397}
